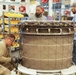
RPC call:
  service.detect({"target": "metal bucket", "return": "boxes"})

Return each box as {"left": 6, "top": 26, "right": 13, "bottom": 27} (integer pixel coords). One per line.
{"left": 20, "top": 21, "right": 74, "bottom": 70}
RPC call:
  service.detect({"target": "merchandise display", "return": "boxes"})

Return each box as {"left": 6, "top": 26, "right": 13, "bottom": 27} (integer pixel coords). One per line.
{"left": 0, "top": 34, "right": 3, "bottom": 39}
{"left": 0, "top": 12, "right": 24, "bottom": 51}
{"left": 5, "top": 26, "right": 19, "bottom": 33}
{"left": 0, "top": 20, "right": 21, "bottom": 25}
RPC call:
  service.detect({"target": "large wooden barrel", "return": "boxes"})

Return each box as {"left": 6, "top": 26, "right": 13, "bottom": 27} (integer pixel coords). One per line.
{"left": 20, "top": 21, "right": 74, "bottom": 70}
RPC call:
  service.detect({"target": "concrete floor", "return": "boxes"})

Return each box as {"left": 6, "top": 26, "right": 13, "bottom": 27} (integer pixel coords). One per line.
{"left": 12, "top": 50, "right": 20, "bottom": 57}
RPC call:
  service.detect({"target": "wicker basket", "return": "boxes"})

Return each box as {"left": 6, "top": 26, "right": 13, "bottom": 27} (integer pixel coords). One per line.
{"left": 20, "top": 21, "right": 74, "bottom": 70}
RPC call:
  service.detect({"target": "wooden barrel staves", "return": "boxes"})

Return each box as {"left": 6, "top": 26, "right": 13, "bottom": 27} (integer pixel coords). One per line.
{"left": 20, "top": 21, "right": 74, "bottom": 70}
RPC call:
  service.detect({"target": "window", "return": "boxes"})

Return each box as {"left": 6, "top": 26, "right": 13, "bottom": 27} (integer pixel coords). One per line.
{"left": 3, "top": 5, "right": 6, "bottom": 10}
{"left": 10, "top": 6, "right": 15, "bottom": 10}
{"left": 52, "top": 3, "right": 61, "bottom": 9}
{"left": 21, "top": 0, "right": 25, "bottom": 2}
{"left": 65, "top": 5, "right": 70, "bottom": 9}
{"left": 11, "top": 0, "right": 15, "bottom": 1}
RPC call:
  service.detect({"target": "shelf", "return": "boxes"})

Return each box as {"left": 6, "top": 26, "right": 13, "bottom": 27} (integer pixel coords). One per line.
{"left": 0, "top": 20, "right": 21, "bottom": 25}
{"left": 4, "top": 12, "right": 24, "bottom": 18}
{"left": 14, "top": 33, "right": 20, "bottom": 39}
{"left": 0, "top": 12, "right": 23, "bottom": 51}
{"left": 12, "top": 42, "right": 20, "bottom": 48}
{"left": 5, "top": 20, "right": 21, "bottom": 24}
{"left": 0, "top": 1, "right": 20, "bottom": 5}
{"left": 5, "top": 26, "right": 19, "bottom": 33}
{"left": 0, "top": 34, "right": 3, "bottom": 39}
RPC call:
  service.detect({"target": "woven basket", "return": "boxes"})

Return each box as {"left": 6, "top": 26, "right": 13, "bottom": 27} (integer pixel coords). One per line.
{"left": 20, "top": 21, "right": 74, "bottom": 70}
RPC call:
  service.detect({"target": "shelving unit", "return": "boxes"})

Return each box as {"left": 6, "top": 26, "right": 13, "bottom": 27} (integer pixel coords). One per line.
{"left": 52, "top": 0, "right": 62, "bottom": 20}
{"left": 40, "top": 0, "right": 49, "bottom": 11}
{"left": 0, "top": 12, "right": 24, "bottom": 51}
{"left": 52, "top": 0, "right": 71, "bottom": 20}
